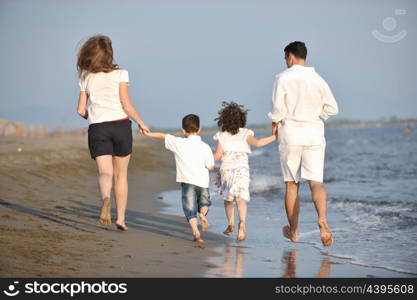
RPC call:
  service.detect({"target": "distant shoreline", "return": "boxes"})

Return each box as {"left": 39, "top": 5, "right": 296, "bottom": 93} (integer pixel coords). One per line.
{"left": 153, "top": 119, "right": 417, "bottom": 135}
{"left": 1, "top": 118, "right": 415, "bottom": 137}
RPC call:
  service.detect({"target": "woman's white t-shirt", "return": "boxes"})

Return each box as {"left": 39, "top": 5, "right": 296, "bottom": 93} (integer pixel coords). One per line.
{"left": 79, "top": 69, "right": 129, "bottom": 124}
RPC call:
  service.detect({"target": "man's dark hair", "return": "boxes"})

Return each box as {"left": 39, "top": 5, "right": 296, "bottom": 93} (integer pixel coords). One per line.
{"left": 182, "top": 114, "right": 200, "bottom": 133}
{"left": 284, "top": 41, "right": 307, "bottom": 59}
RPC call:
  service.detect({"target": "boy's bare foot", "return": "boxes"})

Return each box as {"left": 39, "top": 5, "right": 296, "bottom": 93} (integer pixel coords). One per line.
{"left": 318, "top": 219, "right": 333, "bottom": 247}
{"left": 199, "top": 213, "right": 210, "bottom": 231}
{"left": 115, "top": 222, "right": 128, "bottom": 231}
{"left": 99, "top": 197, "right": 111, "bottom": 226}
{"left": 223, "top": 224, "right": 234, "bottom": 236}
{"left": 236, "top": 221, "right": 246, "bottom": 243}
{"left": 282, "top": 225, "right": 299, "bottom": 242}
{"left": 193, "top": 233, "right": 204, "bottom": 243}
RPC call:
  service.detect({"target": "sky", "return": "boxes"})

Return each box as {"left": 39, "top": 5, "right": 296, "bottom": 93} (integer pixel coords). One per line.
{"left": 0, "top": 0, "right": 416, "bottom": 129}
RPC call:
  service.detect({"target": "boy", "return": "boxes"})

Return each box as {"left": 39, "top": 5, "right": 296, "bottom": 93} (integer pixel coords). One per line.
{"left": 144, "top": 114, "right": 214, "bottom": 243}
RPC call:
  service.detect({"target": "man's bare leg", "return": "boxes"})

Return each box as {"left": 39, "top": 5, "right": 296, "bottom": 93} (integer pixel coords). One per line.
{"left": 308, "top": 180, "right": 333, "bottom": 246}
{"left": 282, "top": 181, "right": 300, "bottom": 242}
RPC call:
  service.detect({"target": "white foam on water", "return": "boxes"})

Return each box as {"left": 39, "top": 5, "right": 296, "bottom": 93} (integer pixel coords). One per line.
{"left": 330, "top": 198, "right": 417, "bottom": 229}
{"left": 298, "top": 229, "right": 320, "bottom": 238}
{"left": 250, "top": 149, "right": 265, "bottom": 157}
{"left": 325, "top": 252, "right": 417, "bottom": 276}
{"left": 250, "top": 174, "right": 281, "bottom": 193}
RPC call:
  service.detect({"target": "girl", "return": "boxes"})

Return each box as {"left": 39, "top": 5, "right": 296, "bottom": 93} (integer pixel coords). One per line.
{"left": 76, "top": 35, "right": 149, "bottom": 231}
{"left": 213, "top": 102, "right": 277, "bottom": 242}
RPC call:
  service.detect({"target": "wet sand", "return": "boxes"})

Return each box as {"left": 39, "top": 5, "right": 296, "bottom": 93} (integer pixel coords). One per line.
{"left": 0, "top": 135, "right": 225, "bottom": 277}
{"left": 1, "top": 135, "right": 414, "bottom": 278}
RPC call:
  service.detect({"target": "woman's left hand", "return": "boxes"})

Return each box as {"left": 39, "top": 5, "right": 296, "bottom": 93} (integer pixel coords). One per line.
{"left": 139, "top": 124, "right": 150, "bottom": 134}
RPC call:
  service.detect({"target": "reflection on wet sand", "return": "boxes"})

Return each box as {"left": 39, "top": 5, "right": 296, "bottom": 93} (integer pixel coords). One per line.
{"left": 220, "top": 246, "right": 245, "bottom": 277}
{"left": 281, "top": 249, "right": 332, "bottom": 278}
{"left": 217, "top": 247, "right": 332, "bottom": 278}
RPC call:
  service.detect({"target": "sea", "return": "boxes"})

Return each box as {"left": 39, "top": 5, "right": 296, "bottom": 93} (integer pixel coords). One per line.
{"left": 160, "top": 126, "right": 417, "bottom": 277}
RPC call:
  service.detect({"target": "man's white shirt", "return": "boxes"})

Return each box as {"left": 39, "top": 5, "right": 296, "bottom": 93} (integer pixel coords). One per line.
{"left": 268, "top": 64, "right": 339, "bottom": 145}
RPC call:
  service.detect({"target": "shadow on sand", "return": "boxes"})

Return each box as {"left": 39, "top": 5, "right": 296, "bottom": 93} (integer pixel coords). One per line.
{"left": 0, "top": 198, "right": 221, "bottom": 243}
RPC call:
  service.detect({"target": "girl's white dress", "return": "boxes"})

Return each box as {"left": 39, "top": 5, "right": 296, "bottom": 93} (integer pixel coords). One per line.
{"left": 213, "top": 128, "right": 254, "bottom": 202}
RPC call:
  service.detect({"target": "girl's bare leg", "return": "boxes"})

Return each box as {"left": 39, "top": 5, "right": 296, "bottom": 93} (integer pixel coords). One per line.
{"left": 236, "top": 197, "right": 247, "bottom": 242}
{"left": 223, "top": 200, "right": 235, "bottom": 235}
{"left": 95, "top": 155, "right": 113, "bottom": 226}
{"left": 113, "top": 155, "right": 131, "bottom": 230}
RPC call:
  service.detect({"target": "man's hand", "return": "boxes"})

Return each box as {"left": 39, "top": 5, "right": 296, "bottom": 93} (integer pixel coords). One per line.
{"left": 272, "top": 122, "right": 279, "bottom": 139}
{"left": 272, "top": 122, "right": 277, "bottom": 134}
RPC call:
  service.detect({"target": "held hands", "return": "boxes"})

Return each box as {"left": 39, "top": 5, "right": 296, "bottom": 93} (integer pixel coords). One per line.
{"left": 139, "top": 123, "right": 150, "bottom": 135}
{"left": 142, "top": 130, "right": 155, "bottom": 137}
{"left": 271, "top": 122, "right": 279, "bottom": 140}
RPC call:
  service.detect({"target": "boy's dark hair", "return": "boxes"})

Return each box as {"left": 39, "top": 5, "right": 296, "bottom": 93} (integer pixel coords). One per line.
{"left": 182, "top": 114, "right": 200, "bottom": 133}
{"left": 215, "top": 101, "right": 248, "bottom": 135}
{"left": 284, "top": 41, "right": 307, "bottom": 59}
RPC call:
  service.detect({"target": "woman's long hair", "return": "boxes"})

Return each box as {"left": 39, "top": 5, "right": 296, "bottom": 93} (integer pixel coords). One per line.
{"left": 77, "top": 35, "right": 119, "bottom": 79}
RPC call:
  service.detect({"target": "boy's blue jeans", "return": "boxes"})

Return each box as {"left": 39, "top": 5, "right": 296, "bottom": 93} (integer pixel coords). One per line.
{"left": 181, "top": 183, "right": 211, "bottom": 221}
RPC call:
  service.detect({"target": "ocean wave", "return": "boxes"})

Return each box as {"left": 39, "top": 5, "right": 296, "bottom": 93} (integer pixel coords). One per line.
{"left": 330, "top": 198, "right": 417, "bottom": 229}
{"left": 250, "top": 174, "right": 281, "bottom": 195}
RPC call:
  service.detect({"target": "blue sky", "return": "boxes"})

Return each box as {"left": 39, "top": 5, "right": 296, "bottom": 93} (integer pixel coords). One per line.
{"left": 0, "top": 0, "right": 416, "bottom": 128}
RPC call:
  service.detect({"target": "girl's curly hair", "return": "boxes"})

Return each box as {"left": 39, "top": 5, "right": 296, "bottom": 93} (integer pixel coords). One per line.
{"left": 215, "top": 101, "right": 249, "bottom": 135}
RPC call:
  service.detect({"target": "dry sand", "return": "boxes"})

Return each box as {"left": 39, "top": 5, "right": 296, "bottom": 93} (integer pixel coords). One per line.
{"left": 0, "top": 135, "right": 225, "bottom": 277}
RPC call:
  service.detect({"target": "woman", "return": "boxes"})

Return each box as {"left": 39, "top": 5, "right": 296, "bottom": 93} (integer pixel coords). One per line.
{"left": 76, "top": 35, "right": 149, "bottom": 230}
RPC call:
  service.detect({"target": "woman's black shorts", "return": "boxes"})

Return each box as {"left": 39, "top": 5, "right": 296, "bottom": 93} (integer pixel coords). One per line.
{"left": 88, "top": 119, "right": 133, "bottom": 159}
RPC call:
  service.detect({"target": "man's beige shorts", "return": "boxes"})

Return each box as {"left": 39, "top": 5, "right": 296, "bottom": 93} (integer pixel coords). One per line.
{"left": 278, "top": 144, "right": 325, "bottom": 183}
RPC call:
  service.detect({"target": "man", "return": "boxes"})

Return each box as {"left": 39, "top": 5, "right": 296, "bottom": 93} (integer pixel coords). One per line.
{"left": 269, "top": 41, "right": 339, "bottom": 247}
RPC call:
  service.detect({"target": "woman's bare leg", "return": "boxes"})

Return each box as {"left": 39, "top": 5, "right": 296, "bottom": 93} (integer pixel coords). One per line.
{"left": 113, "top": 155, "right": 131, "bottom": 229}
{"left": 95, "top": 155, "right": 113, "bottom": 225}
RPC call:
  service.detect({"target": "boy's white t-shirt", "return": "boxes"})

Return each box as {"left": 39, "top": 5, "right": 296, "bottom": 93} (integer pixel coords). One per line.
{"left": 165, "top": 134, "right": 214, "bottom": 188}
{"left": 79, "top": 69, "right": 129, "bottom": 124}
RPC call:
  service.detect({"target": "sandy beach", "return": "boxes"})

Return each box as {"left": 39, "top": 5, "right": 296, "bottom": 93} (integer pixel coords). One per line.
{"left": 0, "top": 135, "right": 226, "bottom": 277}
{"left": 1, "top": 134, "right": 415, "bottom": 278}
